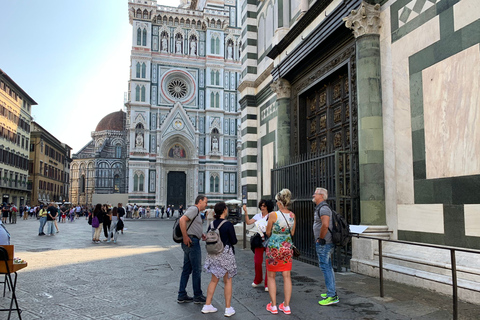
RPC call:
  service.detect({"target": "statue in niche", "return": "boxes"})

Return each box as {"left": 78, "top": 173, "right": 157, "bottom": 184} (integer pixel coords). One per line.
{"left": 135, "top": 133, "right": 144, "bottom": 147}
{"left": 227, "top": 42, "right": 233, "bottom": 59}
{"left": 176, "top": 38, "right": 182, "bottom": 54}
{"left": 212, "top": 137, "right": 219, "bottom": 152}
{"left": 161, "top": 35, "right": 168, "bottom": 52}
{"left": 190, "top": 39, "right": 196, "bottom": 56}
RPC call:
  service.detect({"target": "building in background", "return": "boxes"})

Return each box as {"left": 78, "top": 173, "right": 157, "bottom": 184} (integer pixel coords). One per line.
{"left": 29, "top": 121, "right": 72, "bottom": 205}
{"left": 239, "top": 0, "right": 480, "bottom": 303}
{"left": 70, "top": 110, "right": 127, "bottom": 206}
{"left": 126, "top": 0, "right": 242, "bottom": 207}
{"left": 0, "top": 69, "right": 36, "bottom": 207}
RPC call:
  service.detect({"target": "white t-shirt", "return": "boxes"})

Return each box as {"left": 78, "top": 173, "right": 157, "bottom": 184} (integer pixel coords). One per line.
{"left": 252, "top": 213, "right": 269, "bottom": 234}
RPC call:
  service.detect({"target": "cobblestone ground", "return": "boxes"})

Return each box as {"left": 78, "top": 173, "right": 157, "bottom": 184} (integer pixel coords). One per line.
{"left": 0, "top": 217, "right": 478, "bottom": 319}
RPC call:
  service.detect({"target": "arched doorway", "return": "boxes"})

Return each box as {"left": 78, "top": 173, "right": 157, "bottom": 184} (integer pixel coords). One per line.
{"left": 167, "top": 171, "right": 186, "bottom": 209}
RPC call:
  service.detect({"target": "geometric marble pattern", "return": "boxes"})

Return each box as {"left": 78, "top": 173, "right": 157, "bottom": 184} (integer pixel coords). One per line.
{"left": 398, "top": 0, "right": 438, "bottom": 27}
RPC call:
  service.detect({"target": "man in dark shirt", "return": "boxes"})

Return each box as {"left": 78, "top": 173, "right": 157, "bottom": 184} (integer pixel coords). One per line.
{"left": 46, "top": 203, "right": 58, "bottom": 236}
{"left": 117, "top": 203, "right": 126, "bottom": 234}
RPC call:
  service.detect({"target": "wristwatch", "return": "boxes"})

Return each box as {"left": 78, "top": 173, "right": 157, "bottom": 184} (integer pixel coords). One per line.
{"left": 317, "top": 238, "right": 326, "bottom": 245}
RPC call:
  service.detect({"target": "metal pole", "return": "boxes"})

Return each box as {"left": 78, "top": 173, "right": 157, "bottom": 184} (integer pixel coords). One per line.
{"left": 379, "top": 239, "right": 384, "bottom": 297}
{"left": 451, "top": 249, "right": 458, "bottom": 320}
{"left": 243, "top": 211, "right": 246, "bottom": 250}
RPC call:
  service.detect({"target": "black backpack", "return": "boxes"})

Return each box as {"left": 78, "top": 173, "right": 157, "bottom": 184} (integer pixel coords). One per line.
{"left": 173, "top": 207, "right": 199, "bottom": 243}
{"left": 318, "top": 203, "right": 351, "bottom": 247}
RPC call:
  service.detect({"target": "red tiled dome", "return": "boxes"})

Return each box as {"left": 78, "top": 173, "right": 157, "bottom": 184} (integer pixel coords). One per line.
{"left": 95, "top": 110, "right": 125, "bottom": 132}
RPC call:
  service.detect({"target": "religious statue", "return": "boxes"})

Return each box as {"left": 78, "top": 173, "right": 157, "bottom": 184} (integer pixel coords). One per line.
{"left": 136, "top": 133, "right": 144, "bottom": 147}
{"left": 227, "top": 43, "right": 233, "bottom": 59}
{"left": 212, "top": 137, "right": 219, "bottom": 151}
{"left": 176, "top": 38, "right": 182, "bottom": 54}
{"left": 161, "top": 36, "right": 168, "bottom": 52}
{"left": 190, "top": 39, "right": 196, "bottom": 56}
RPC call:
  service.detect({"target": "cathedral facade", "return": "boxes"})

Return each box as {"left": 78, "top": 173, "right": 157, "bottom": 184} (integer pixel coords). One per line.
{"left": 126, "top": 0, "right": 242, "bottom": 207}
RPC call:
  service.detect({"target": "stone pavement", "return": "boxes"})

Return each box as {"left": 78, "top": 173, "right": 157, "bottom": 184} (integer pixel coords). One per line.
{"left": 0, "top": 217, "right": 479, "bottom": 319}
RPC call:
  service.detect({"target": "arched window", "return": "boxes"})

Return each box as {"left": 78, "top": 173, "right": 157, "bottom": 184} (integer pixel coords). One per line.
{"left": 142, "top": 28, "right": 147, "bottom": 46}
{"left": 134, "top": 174, "right": 138, "bottom": 191}
{"left": 141, "top": 63, "right": 146, "bottom": 78}
{"left": 136, "top": 62, "right": 141, "bottom": 78}
{"left": 215, "top": 38, "right": 220, "bottom": 55}
{"left": 210, "top": 92, "right": 215, "bottom": 108}
{"left": 211, "top": 70, "right": 215, "bottom": 85}
{"left": 135, "top": 85, "right": 140, "bottom": 101}
{"left": 115, "top": 144, "right": 122, "bottom": 158}
{"left": 211, "top": 37, "right": 215, "bottom": 54}
{"left": 141, "top": 86, "right": 146, "bottom": 102}
{"left": 215, "top": 71, "right": 220, "bottom": 85}
{"left": 215, "top": 176, "right": 220, "bottom": 192}
{"left": 215, "top": 92, "right": 220, "bottom": 108}
{"left": 210, "top": 176, "right": 214, "bottom": 192}
{"left": 139, "top": 174, "right": 144, "bottom": 192}
{"left": 80, "top": 175, "right": 85, "bottom": 193}
{"left": 137, "top": 28, "right": 142, "bottom": 46}
{"left": 114, "top": 174, "right": 120, "bottom": 193}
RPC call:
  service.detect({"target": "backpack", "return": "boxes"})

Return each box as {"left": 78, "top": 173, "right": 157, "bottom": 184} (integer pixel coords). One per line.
{"left": 92, "top": 216, "right": 100, "bottom": 228}
{"left": 318, "top": 203, "right": 351, "bottom": 247}
{"left": 173, "top": 207, "right": 200, "bottom": 243}
{"left": 205, "top": 220, "right": 228, "bottom": 255}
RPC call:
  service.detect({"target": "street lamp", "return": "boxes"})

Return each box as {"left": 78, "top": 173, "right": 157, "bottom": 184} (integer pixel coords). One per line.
{"left": 31, "top": 138, "right": 43, "bottom": 205}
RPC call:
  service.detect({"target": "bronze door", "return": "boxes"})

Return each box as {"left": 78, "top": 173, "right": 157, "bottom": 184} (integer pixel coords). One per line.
{"left": 167, "top": 171, "right": 186, "bottom": 209}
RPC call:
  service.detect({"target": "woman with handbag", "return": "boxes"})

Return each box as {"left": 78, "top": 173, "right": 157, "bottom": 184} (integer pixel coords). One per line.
{"left": 265, "top": 189, "right": 296, "bottom": 315}
{"left": 243, "top": 199, "right": 274, "bottom": 292}
{"left": 92, "top": 204, "right": 104, "bottom": 244}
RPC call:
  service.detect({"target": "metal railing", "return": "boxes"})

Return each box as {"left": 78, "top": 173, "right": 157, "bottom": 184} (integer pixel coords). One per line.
{"left": 354, "top": 234, "right": 480, "bottom": 320}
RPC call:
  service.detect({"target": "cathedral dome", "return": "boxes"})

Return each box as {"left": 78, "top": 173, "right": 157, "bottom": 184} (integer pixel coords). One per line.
{"left": 95, "top": 110, "right": 126, "bottom": 132}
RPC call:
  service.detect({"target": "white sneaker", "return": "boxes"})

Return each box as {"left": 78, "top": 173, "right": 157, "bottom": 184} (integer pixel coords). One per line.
{"left": 201, "top": 304, "right": 218, "bottom": 314}
{"left": 251, "top": 282, "right": 261, "bottom": 288}
{"left": 265, "top": 287, "right": 269, "bottom": 292}
{"left": 224, "top": 307, "right": 235, "bottom": 317}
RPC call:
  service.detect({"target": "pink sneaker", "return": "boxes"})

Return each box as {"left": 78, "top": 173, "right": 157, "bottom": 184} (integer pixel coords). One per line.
{"left": 279, "top": 302, "right": 291, "bottom": 315}
{"left": 266, "top": 303, "right": 278, "bottom": 314}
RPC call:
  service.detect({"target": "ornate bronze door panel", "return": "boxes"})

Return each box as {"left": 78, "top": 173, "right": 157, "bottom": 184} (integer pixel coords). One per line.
{"left": 167, "top": 171, "right": 186, "bottom": 209}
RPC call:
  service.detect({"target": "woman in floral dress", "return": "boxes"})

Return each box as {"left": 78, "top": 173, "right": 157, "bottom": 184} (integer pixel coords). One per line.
{"left": 265, "top": 189, "right": 296, "bottom": 315}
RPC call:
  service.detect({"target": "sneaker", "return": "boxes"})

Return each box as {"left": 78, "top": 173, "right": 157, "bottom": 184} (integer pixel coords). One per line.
{"left": 224, "top": 307, "right": 235, "bottom": 317}
{"left": 95, "top": 241, "right": 101, "bottom": 244}
{"left": 318, "top": 296, "right": 339, "bottom": 306}
{"left": 177, "top": 296, "right": 193, "bottom": 303}
{"left": 266, "top": 303, "right": 278, "bottom": 314}
{"left": 265, "top": 287, "right": 269, "bottom": 292}
{"left": 251, "top": 282, "right": 261, "bottom": 288}
{"left": 320, "top": 293, "right": 327, "bottom": 298}
{"left": 194, "top": 295, "right": 207, "bottom": 304}
{"left": 279, "top": 303, "right": 291, "bottom": 315}
{"left": 201, "top": 304, "right": 218, "bottom": 314}
{"left": 114, "top": 240, "right": 117, "bottom": 244}
{"left": 107, "top": 240, "right": 111, "bottom": 243}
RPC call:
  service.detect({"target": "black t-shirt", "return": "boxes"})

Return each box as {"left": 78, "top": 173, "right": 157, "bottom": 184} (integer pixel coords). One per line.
{"left": 94, "top": 210, "right": 104, "bottom": 223}
{"left": 46, "top": 206, "right": 57, "bottom": 221}
{"left": 117, "top": 207, "right": 125, "bottom": 217}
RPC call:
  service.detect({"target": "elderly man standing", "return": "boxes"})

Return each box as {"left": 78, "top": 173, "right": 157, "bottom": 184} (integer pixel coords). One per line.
{"left": 177, "top": 195, "right": 208, "bottom": 304}
{"left": 313, "top": 187, "right": 339, "bottom": 306}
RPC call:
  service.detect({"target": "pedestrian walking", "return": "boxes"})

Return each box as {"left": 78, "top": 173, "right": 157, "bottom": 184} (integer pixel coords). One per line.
{"left": 61, "top": 206, "right": 67, "bottom": 223}
{"left": 243, "top": 199, "right": 274, "bottom": 292}
{"left": 92, "top": 204, "right": 104, "bottom": 243}
{"left": 312, "top": 187, "right": 339, "bottom": 306}
{"left": 10, "top": 204, "right": 18, "bottom": 224}
{"left": 117, "top": 203, "right": 126, "bottom": 234}
{"left": 155, "top": 206, "right": 160, "bottom": 218}
{"left": 264, "top": 189, "right": 296, "bottom": 315}
{"left": 161, "top": 206, "right": 165, "bottom": 219}
{"left": 46, "top": 202, "right": 58, "bottom": 236}
{"left": 103, "top": 204, "right": 111, "bottom": 241}
{"left": 53, "top": 204, "right": 60, "bottom": 233}
{"left": 2, "top": 203, "right": 9, "bottom": 224}
{"left": 201, "top": 202, "right": 238, "bottom": 317}
{"left": 108, "top": 207, "right": 119, "bottom": 243}
{"left": 177, "top": 195, "right": 208, "bottom": 304}
{"left": 38, "top": 205, "right": 47, "bottom": 235}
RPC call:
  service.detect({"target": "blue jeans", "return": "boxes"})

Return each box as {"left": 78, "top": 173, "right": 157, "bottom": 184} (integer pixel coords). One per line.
{"left": 178, "top": 237, "right": 203, "bottom": 298}
{"left": 39, "top": 216, "right": 47, "bottom": 234}
{"left": 316, "top": 242, "right": 336, "bottom": 298}
{"left": 47, "top": 221, "right": 55, "bottom": 235}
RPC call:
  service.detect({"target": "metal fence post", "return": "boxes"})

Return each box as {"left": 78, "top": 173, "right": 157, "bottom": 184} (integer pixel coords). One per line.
{"left": 451, "top": 249, "right": 458, "bottom": 320}
{"left": 379, "top": 239, "right": 384, "bottom": 297}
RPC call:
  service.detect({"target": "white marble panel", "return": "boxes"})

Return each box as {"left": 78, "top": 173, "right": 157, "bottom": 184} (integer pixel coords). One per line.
{"left": 454, "top": 0, "right": 480, "bottom": 31}
{"left": 262, "top": 142, "right": 274, "bottom": 196}
{"left": 422, "top": 45, "right": 480, "bottom": 179}
{"left": 464, "top": 204, "right": 480, "bottom": 237}
{"left": 391, "top": 16, "right": 440, "bottom": 204}
{"left": 259, "top": 123, "right": 267, "bottom": 137}
{"left": 397, "top": 204, "right": 444, "bottom": 234}
{"left": 268, "top": 118, "right": 277, "bottom": 133}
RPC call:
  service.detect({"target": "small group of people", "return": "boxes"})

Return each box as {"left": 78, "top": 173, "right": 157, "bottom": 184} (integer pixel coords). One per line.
{"left": 176, "top": 187, "right": 339, "bottom": 316}
{"left": 38, "top": 202, "right": 62, "bottom": 236}
{"left": 1, "top": 203, "right": 19, "bottom": 224}
{"left": 90, "top": 202, "right": 125, "bottom": 244}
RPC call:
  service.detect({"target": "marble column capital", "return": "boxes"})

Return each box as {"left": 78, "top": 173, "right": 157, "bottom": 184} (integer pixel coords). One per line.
{"left": 271, "top": 78, "right": 291, "bottom": 99}
{"left": 343, "top": 1, "right": 381, "bottom": 38}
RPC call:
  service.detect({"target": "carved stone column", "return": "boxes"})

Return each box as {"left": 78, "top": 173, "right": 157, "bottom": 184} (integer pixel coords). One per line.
{"left": 271, "top": 78, "right": 291, "bottom": 166}
{"left": 344, "top": 2, "right": 386, "bottom": 226}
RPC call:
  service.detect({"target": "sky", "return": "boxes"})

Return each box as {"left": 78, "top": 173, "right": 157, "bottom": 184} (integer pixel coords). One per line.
{"left": 1, "top": 0, "right": 179, "bottom": 154}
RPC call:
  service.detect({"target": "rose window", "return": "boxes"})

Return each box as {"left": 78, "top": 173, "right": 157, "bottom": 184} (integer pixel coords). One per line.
{"left": 167, "top": 79, "right": 188, "bottom": 99}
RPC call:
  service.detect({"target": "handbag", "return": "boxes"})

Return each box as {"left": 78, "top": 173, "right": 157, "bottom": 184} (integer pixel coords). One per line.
{"left": 279, "top": 211, "right": 300, "bottom": 258}
{"left": 250, "top": 232, "right": 263, "bottom": 252}
{"left": 116, "top": 218, "right": 124, "bottom": 231}
{"left": 92, "top": 216, "right": 99, "bottom": 228}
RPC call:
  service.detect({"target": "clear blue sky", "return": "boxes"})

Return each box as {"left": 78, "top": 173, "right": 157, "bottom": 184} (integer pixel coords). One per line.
{"left": 1, "top": 0, "right": 178, "bottom": 153}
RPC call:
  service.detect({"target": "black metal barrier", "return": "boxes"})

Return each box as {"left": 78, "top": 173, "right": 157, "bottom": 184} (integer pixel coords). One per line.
{"left": 354, "top": 234, "right": 480, "bottom": 320}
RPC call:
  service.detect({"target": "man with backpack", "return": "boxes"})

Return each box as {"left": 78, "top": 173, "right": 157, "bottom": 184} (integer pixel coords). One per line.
{"left": 177, "top": 195, "right": 208, "bottom": 304}
{"left": 313, "top": 187, "right": 339, "bottom": 306}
